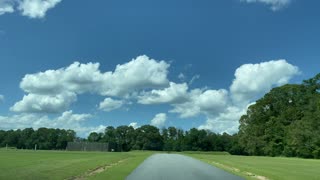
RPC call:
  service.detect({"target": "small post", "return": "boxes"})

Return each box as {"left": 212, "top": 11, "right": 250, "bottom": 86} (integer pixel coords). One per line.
{"left": 6, "top": 144, "right": 8, "bottom": 150}
{"left": 35, "top": 144, "right": 37, "bottom": 151}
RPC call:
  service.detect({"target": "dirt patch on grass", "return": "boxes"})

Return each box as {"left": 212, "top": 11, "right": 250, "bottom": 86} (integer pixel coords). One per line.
{"left": 244, "top": 171, "right": 268, "bottom": 180}
{"left": 209, "top": 161, "right": 269, "bottom": 180}
{"left": 67, "top": 158, "right": 128, "bottom": 180}
{"left": 210, "top": 161, "right": 240, "bottom": 173}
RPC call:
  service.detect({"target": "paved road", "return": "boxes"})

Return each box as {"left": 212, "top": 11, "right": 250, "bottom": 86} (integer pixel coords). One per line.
{"left": 126, "top": 154, "right": 244, "bottom": 180}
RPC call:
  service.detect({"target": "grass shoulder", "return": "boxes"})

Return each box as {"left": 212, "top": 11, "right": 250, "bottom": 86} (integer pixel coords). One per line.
{"left": 184, "top": 153, "right": 320, "bottom": 180}
{"left": 0, "top": 149, "right": 154, "bottom": 180}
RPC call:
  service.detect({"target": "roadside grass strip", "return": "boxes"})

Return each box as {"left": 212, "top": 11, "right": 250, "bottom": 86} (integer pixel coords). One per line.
{"left": 185, "top": 153, "right": 320, "bottom": 180}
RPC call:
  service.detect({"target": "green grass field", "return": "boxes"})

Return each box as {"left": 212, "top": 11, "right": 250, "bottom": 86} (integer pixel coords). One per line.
{"left": 186, "top": 153, "right": 320, "bottom": 180}
{"left": 0, "top": 150, "right": 153, "bottom": 180}
{"left": 1, "top": 150, "right": 319, "bottom": 180}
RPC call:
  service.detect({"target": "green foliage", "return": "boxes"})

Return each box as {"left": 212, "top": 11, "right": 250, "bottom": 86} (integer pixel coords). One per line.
{"left": 0, "top": 125, "right": 240, "bottom": 153}
{"left": 134, "top": 125, "right": 163, "bottom": 151}
{"left": 0, "top": 128, "right": 76, "bottom": 150}
{"left": 88, "top": 132, "right": 102, "bottom": 142}
{"left": 83, "top": 125, "right": 241, "bottom": 153}
{"left": 239, "top": 73, "right": 320, "bottom": 158}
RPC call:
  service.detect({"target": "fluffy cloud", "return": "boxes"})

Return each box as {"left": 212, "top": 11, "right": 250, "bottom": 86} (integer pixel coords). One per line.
{"left": 10, "top": 92, "right": 76, "bottom": 113}
{"left": 150, "top": 113, "right": 167, "bottom": 128}
{"left": 20, "top": 55, "right": 169, "bottom": 97}
{"left": 100, "top": 55, "right": 169, "bottom": 97}
{"left": 99, "top": 98, "right": 124, "bottom": 112}
{"left": 129, "top": 122, "right": 139, "bottom": 129}
{"left": 0, "top": 0, "right": 62, "bottom": 18}
{"left": 0, "top": 1, "right": 14, "bottom": 15}
{"left": 89, "top": 125, "right": 107, "bottom": 134}
{"left": 230, "top": 60, "right": 299, "bottom": 105}
{"left": 56, "top": 110, "right": 91, "bottom": 122}
{"left": 7, "top": 57, "right": 300, "bottom": 135}
{"left": 199, "top": 106, "right": 248, "bottom": 134}
{"left": 18, "top": 0, "right": 62, "bottom": 18}
{"left": 13, "top": 55, "right": 170, "bottom": 113}
{"left": 197, "top": 60, "right": 298, "bottom": 134}
{"left": 20, "top": 62, "right": 104, "bottom": 95}
{"left": 138, "top": 82, "right": 188, "bottom": 105}
{"left": 0, "top": 110, "right": 102, "bottom": 137}
{"left": 162, "top": 59, "right": 299, "bottom": 134}
{"left": 241, "top": 0, "right": 291, "bottom": 11}
{"left": 171, "top": 89, "right": 229, "bottom": 118}
{"left": 200, "top": 119, "right": 240, "bottom": 135}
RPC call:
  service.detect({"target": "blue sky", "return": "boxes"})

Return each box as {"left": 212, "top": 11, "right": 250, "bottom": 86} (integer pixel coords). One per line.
{"left": 0, "top": 0, "right": 319, "bottom": 137}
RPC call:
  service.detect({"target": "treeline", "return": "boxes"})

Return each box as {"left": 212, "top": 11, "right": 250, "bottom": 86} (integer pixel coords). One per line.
{"left": 0, "top": 126, "right": 240, "bottom": 154}
{"left": 87, "top": 125, "right": 241, "bottom": 153}
{"left": 238, "top": 74, "right": 320, "bottom": 159}
{"left": 0, "top": 128, "right": 76, "bottom": 150}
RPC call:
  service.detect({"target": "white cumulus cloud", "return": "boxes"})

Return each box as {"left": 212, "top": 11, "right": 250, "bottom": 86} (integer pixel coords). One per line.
{"left": 241, "top": 0, "right": 291, "bottom": 11}
{"left": 5, "top": 57, "right": 301, "bottom": 135}
{"left": 13, "top": 55, "right": 170, "bottom": 113}
{"left": 100, "top": 55, "right": 170, "bottom": 97}
{"left": 150, "top": 113, "right": 167, "bottom": 128}
{"left": 138, "top": 82, "right": 188, "bottom": 105}
{"left": 89, "top": 125, "right": 107, "bottom": 134}
{"left": 18, "top": 0, "right": 62, "bottom": 18}
{"left": 171, "top": 89, "right": 229, "bottom": 118}
{"left": 0, "top": 0, "right": 62, "bottom": 18}
{"left": 20, "top": 61, "right": 105, "bottom": 95}
{"left": 163, "top": 59, "right": 299, "bottom": 134}
{"left": 99, "top": 98, "right": 124, "bottom": 112}
{"left": 199, "top": 106, "right": 248, "bottom": 134}
{"left": 19, "top": 55, "right": 169, "bottom": 97}
{"left": 11, "top": 92, "right": 76, "bottom": 113}
{"left": 230, "top": 59, "right": 299, "bottom": 105}
{"left": 129, "top": 122, "right": 139, "bottom": 129}
{"left": 197, "top": 60, "right": 299, "bottom": 134}
{"left": 0, "top": 0, "right": 14, "bottom": 15}
{"left": 0, "top": 110, "right": 102, "bottom": 137}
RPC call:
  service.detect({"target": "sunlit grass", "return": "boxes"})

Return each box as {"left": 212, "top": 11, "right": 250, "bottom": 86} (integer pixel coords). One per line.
{"left": 186, "top": 153, "right": 320, "bottom": 180}
{"left": 1, "top": 149, "right": 319, "bottom": 180}
{"left": 0, "top": 149, "right": 152, "bottom": 180}
{"left": 89, "top": 151, "right": 154, "bottom": 180}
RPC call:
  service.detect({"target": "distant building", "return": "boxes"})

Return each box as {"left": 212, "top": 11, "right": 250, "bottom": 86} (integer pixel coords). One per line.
{"left": 66, "top": 142, "right": 109, "bottom": 152}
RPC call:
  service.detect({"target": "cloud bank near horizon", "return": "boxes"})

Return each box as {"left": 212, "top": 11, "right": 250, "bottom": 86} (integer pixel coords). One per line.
{"left": 1, "top": 55, "right": 300, "bottom": 136}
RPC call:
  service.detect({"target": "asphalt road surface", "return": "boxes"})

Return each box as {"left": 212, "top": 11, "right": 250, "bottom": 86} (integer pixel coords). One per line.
{"left": 126, "top": 154, "right": 244, "bottom": 180}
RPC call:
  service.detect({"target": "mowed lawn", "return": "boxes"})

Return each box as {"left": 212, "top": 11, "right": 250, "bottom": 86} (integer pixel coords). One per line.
{"left": 0, "top": 150, "right": 153, "bottom": 180}
{"left": 1, "top": 150, "right": 319, "bottom": 180}
{"left": 186, "top": 153, "right": 320, "bottom": 180}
